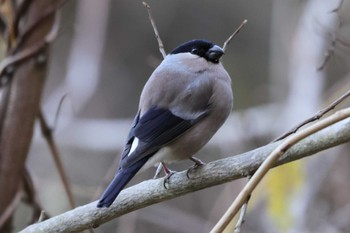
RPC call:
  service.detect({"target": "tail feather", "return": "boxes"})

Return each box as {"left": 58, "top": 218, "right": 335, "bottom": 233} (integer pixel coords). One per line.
{"left": 97, "top": 156, "right": 150, "bottom": 208}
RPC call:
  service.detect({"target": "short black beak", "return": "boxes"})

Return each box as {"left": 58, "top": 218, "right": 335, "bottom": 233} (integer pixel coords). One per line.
{"left": 207, "top": 45, "right": 224, "bottom": 63}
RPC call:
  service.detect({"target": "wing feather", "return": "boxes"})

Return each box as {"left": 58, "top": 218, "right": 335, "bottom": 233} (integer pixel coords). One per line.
{"left": 120, "top": 107, "right": 207, "bottom": 168}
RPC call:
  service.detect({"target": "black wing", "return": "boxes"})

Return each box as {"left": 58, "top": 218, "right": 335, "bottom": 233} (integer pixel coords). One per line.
{"left": 120, "top": 106, "right": 207, "bottom": 169}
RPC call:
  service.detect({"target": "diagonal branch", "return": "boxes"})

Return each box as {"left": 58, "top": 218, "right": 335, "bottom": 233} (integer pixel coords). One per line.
{"left": 274, "top": 89, "right": 350, "bottom": 141}
{"left": 211, "top": 107, "right": 350, "bottom": 232}
{"left": 142, "top": 2, "right": 166, "bottom": 58}
{"left": 19, "top": 116, "right": 350, "bottom": 233}
{"left": 38, "top": 110, "right": 75, "bottom": 208}
{"left": 222, "top": 19, "right": 247, "bottom": 52}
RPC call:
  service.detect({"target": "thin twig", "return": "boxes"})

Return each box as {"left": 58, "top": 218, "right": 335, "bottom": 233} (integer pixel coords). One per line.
{"left": 38, "top": 211, "right": 46, "bottom": 222}
{"left": 38, "top": 110, "right": 76, "bottom": 208}
{"left": 210, "top": 107, "right": 350, "bottom": 233}
{"left": 274, "top": 89, "right": 350, "bottom": 141}
{"left": 222, "top": 19, "right": 247, "bottom": 52}
{"left": 142, "top": 1, "right": 168, "bottom": 179}
{"left": 53, "top": 93, "right": 68, "bottom": 130}
{"left": 153, "top": 163, "right": 163, "bottom": 179}
{"left": 142, "top": 2, "right": 166, "bottom": 58}
{"left": 233, "top": 198, "right": 249, "bottom": 233}
{"left": 233, "top": 178, "right": 251, "bottom": 233}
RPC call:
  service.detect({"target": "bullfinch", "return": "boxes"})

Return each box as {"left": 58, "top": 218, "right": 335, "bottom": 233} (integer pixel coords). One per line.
{"left": 97, "top": 39, "right": 233, "bottom": 208}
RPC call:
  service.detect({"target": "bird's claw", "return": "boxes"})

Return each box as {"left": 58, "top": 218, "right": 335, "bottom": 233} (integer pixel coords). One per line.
{"left": 163, "top": 170, "right": 176, "bottom": 189}
{"left": 186, "top": 160, "right": 205, "bottom": 179}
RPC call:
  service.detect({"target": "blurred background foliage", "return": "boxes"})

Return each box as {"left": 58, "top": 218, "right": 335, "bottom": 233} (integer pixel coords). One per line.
{"left": 6, "top": 0, "right": 350, "bottom": 232}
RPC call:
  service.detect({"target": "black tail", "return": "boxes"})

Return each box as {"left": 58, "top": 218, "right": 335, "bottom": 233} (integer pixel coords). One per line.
{"left": 97, "top": 156, "right": 150, "bottom": 208}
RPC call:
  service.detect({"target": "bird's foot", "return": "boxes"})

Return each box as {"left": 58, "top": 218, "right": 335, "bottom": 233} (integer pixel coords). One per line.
{"left": 163, "top": 170, "right": 176, "bottom": 189}
{"left": 186, "top": 157, "right": 206, "bottom": 179}
{"left": 161, "top": 162, "right": 176, "bottom": 189}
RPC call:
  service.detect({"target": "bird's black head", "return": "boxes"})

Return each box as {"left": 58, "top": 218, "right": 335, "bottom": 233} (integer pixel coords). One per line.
{"left": 170, "top": 39, "right": 224, "bottom": 64}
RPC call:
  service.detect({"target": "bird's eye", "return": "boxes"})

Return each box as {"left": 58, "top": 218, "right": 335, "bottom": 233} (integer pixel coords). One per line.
{"left": 191, "top": 48, "right": 198, "bottom": 54}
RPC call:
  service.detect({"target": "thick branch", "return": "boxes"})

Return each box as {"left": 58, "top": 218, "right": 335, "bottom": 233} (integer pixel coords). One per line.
{"left": 19, "top": 117, "right": 350, "bottom": 233}
{"left": 0, "top": 1, "right": 60, "bottom": 226}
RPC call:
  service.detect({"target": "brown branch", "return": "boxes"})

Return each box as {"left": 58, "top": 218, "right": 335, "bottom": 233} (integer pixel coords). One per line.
{"left": 0, "top": 1, "right": 63, "bottom": 231}
{"left": 38, "top": 110, "right": 76, "bottom": 208}
{"left": 274, "top": 89, "right": 350, "bottom": 141}
{"left": 37, "top": 93, "right": 76, "bottom": 208}
{"left": 211, "top": 107, "right": 350, "bottom": 233}
{"left": 222, "top": 19, "right": 247, "bottom": 52}
{"left": 142, "top": 2, "right": 166, "bottom": 58}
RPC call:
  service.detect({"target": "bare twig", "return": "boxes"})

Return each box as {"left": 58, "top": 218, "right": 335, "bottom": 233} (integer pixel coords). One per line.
{"left": 38, "top": 110, "right": 75, "bottom": 208}
{"left": 53, "top": 93, "right": 68, "bottom": 129}
{"left": 210, "top": 107, "right": 350, "bottom": 233}
{"left": 142, "top": 2, "right": 166, "bottom": 58}
{"left": 38, "top": 211, "right": 46, "bottom": 223}
{"left": 222, "top": 19, "right": 247, "bottom": 52}
{"left": 19, "top": 116, "right": 350, "bottom": 233}
{"left": 153, "top": 163, "right": 163, "bottom": 179}
{"left": 274, "top": 89, "right": 350, "bottom": 141}
{"left": 233, "top": 197, "right": 249, "bottom": 233}
{"left": 142, "top": 1, "right": 168, "bottom": 179}
{"left": 233, "top": 178, "right": 251, "bottom": 233}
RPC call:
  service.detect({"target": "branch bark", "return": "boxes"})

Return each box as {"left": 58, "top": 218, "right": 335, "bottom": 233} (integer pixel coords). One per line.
{"left": 20, "top": 117, "right": 350, "bottom": 233}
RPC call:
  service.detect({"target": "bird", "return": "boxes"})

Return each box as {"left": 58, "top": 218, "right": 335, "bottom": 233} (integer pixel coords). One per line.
{"left": 97, "top": 39, "right": 233, "bottom": 208}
